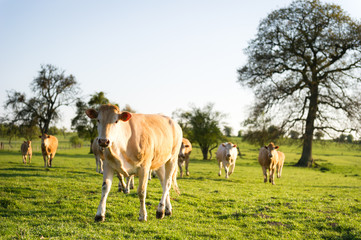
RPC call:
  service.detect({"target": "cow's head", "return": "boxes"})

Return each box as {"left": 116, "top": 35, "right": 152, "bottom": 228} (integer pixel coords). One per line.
{"left": 264, "top": 142, "right": 279, "bottom": 159}
{"left": 39, "top": 134, "right": 50, "bottom": 144}
{"left": 179, "top": 141, "right": 190, "bottom": 159}
{"left": 222, "top": 142, "right": 237, "bottom": 161}
{"left": 86, "top": 104, "right": 132, "bottom": 148}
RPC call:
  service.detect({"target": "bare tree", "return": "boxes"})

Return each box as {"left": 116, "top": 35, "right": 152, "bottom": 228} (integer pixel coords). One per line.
{"left": 238, "top": 0, "right": 361, "bottom": 167}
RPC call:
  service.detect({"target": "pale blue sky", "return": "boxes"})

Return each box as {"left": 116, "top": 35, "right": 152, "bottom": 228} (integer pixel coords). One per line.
{"left": 1, "top": 0, "right": 360, "bottom": 134}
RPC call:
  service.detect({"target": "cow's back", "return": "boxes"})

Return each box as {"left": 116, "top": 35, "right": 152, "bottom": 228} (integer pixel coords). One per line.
{"left": 277, "top": 151, "right": 285, "bottom": 166}
{"left": 258, "top": 147, "right": 270, "bottom": 167}
{"left": 126, "top": 114, "right": 182, "bottom": 169}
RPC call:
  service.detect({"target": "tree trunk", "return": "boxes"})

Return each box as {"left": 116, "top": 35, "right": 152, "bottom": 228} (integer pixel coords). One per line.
{"left": 201, "top": 146, "right": 209, "bottom": 160}
{"left": 296, "top": 84, "right": 318, "bottom": 167}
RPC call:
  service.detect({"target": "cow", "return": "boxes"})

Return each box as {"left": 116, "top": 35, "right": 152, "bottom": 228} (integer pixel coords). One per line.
{"left": 216, "top": 142, "right": 238, "bottom": 179}
{"left": 21, "top": 140, "right": 32, "bottom": 164}
{"left": 39, "top": 134, "right": 58, "bottom": 168}
{"left": 178, "top": 138, "right": 192, "bottom": 177}
{"left": 258, "top": 142, "right": 285, "bottom": 185}
{"left": 92, "top": 138, "right": 135, "bottom": 193}
{"left": 86, "top": 104, "right": 182, "bottom": 222}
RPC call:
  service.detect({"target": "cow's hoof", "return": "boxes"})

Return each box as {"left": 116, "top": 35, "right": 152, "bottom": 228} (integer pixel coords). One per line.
{"left": 156, "top": 210, "right": 165, "bottom": 219}
{"left": 95, "top": 215, "right": 105, "bottom": 222}
{"left": 138, "top": 215, "right": 147, "bottom": 221}
{"left": 165, "top": 209, "right": 172, "bottom": 216}
{"left": 123, "top": 189, "right": 130, "bottom": 194}
{"left": 186, "top": 172, "right": 190, "bottom": 176}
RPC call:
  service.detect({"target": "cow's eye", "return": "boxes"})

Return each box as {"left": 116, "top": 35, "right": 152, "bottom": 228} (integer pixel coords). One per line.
{"left": 97, "top": 119, "right": 100, "bottom": 123}
{"left": 115, "top": 120, "right": 118, "bottom": 124}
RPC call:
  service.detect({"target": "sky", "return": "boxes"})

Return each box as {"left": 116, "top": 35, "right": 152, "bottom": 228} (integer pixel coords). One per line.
{"left": 1, "top": 0, "right": 361, "bottom": 135}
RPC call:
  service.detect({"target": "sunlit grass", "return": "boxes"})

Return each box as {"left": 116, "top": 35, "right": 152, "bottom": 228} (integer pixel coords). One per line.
{"left": 0, "top": 137, "right": 360, "bottom": 239}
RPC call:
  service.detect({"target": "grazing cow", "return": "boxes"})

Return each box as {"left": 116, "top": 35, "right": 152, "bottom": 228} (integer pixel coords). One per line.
{"left": 21, "top": 141, "right": 32, "bottom": 164}
{"left": 92, "top": 138, "right": 135, "bottom": 193}
{"left": 216, "top": 142, "right": 238, "bottom": 179}
{"left": 178, "top": 138, "right": 192, "bottom": 177}
{"left": 39, "top": 134, "right": 58, "bottom": 168}
{"left": 258, "top": 142, "right": 285, "bottom": 185}
{"left": 86, "top": 104, "right": 182, "bottom": 222}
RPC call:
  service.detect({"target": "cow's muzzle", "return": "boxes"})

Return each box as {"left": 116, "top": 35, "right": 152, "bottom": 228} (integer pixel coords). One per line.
{"left": 98, "top": 138, "right": 110, "bottom": 148}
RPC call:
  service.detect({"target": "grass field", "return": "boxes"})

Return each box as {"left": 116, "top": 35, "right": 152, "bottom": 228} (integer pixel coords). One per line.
{"left": 0, "top": 137, "right": 360, "bottom": 239}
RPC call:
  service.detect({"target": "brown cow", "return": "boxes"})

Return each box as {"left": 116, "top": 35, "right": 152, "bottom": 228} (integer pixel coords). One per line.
{"left": 39, "top": 134, "right": 58, "bottom": 168}
{"left": 86, "top": 104, "right": 182, "bottom": 222}
{"left": 258, "top": 142, "right": 285, "bottom": 185}
{"left": 92, "top": 138, "right": 135, "bottom": 193}
{"left": 21, "top": 141, "right": 32, "bottom": 164}
{"left": 178, "top": 138, "right": 192, "bottom": 177}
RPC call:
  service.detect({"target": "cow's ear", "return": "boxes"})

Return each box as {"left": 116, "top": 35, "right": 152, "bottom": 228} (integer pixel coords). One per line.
{"left": 264, "top": 146, "right": 268, "bottom": 149}
{"left": 275, "top": 146, "right": 279, "bottom": 149}
{"left": 185, "top": 145, "right": 190, "bottom": 148}
{"left": 86, "top": 109, "right": 98, "bottom": 119}
{"left": 47, "top": 135, "right": 51, "bottom": 138}
{"left": 119, "top": 112, "right": 132, "bottom": 122}
{"left": 24, "top": 141, "right": 26, "bottom": 143}
{"left": 222, "top": 143, "right": 225, "bottom": 147}
{"left": 39, "top": 136, "right": 42, "bottom": 138}
{"left": 233, "top": 144, "right": 237, "bottom": 148}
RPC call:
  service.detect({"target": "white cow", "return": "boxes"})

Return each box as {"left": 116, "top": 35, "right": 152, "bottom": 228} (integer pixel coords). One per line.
{"left": 86, "top": 104, "right": 182, "bottom": 222}
{"left": 216, "top": 142, "right": 238, "bottom": 179}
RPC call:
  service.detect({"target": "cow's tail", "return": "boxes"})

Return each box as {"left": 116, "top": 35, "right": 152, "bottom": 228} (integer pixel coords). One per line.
{"left": 172, "top": 166, "right": 180, "bottom": 195}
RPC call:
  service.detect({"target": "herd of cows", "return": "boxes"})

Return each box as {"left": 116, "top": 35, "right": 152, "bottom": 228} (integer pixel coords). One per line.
{"left": 19, "top": 104, "right": 285, "bottom": 222}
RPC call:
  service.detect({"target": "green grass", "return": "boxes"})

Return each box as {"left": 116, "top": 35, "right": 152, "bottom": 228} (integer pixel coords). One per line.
{"left": 0, "top": 138, "right": 360, "bottom": 239}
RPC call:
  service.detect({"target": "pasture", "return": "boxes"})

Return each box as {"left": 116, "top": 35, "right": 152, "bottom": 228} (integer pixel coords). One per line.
{"left": 0, "top": 137, "right": 360, "bottom": 239}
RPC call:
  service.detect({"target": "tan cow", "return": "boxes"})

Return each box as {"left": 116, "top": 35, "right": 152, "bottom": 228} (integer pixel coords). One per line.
{"left": 178, "top": 138, "right": 192, "bottom": 177}
{"left": 39, "top": 134, "right": 58, "bottom": 168}
{"left": 92, "top": 138, "right": 135, "bottom": 193}
{"left": 86, "top": 104, "right": 182, "bottom": 222}
{"left": 258, "top": 142, "right": 285, "bottom": 185}
{"left": 21, "top": 140, "right": 32, "bottom": 164}
{"left": 216, "top": 142, "right": 238, "bottom": 179}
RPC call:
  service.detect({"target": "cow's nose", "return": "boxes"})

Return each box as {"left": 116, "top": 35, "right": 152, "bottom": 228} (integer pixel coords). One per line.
{"left": 269, "top": 154, "right": 273, "bottom": 158}
{"left": 98, "top": 138, "right": 110, "bottom": 147}
{"left": 226, "top": 154, "right": 231, "bottom": 158}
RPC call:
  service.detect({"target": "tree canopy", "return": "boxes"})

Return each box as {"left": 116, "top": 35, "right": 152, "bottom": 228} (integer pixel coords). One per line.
{"left": 5, "top": 64, "right": 79, "bottom": 134}
{"left": 173, "top": 103, "right": 227, "bottom": 160}
{"left": 238, "top": 0, "right": 361, "bottom": 166}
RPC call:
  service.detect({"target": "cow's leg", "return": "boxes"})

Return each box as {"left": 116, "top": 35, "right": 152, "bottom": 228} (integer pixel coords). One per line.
{"left": 116, "top": 173, "right": 126, "bottom": 193}
{"left": 22, "top": 155, "right": 26, "bottom": 164}
{"left": 278, "top": 163, "right": 283, "bottom": 178}
{"left": 95, "top": 156, "right": 99, "bottom": 173}
{"left": 270, "top": 168, "right": 276, "bottom": 185}
{"left": 218, "top": 161, "right": 222, "bottom": 176}
{"left": 95, "top": 162, "right": 114, "bottom": 222}
{"left": 262, "top": 166, "right": 267, "bottom": 183}
{"left": 49, "top": 154, "right": 53, "bottom": 167}
{"left": 137, "top": 167, "right": 149, "bottom": 221}
{"left": 129, "top": 175, "right": 134, "bottom": 190}
{"left": 185, "top": 157, "right": 190, "bottom": 176}
{"left": 229, "top": 162, "right": 235, "bottom": 176}
{"left": 148, "top": 170, "right": 152, "bottom": 180}
{"left": 29, "top": 154, "right": 31, "bottom": 164}
{"left": 43, "top": 155, "right": 47, "bottom": 168}
{"left": 157, "top": 160, "right": 176, "bottom": 219}
{"left": 224, "top": 162, "right": 229, "bottom": 179}
{"left": 100, "top": 159, "right": 103, "bottom": 174}
{"left": 178, "top": 160, "right": 183, "bottom": 178}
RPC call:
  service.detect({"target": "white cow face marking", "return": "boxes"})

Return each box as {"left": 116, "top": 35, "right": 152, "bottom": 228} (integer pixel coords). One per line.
{"left": 222, "top": 142, "right": 237, "bottom": 161}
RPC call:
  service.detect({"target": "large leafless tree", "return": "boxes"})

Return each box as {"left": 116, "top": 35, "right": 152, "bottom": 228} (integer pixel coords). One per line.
{"left": 238, "top": 0, "right": 361, "bottom": 166}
